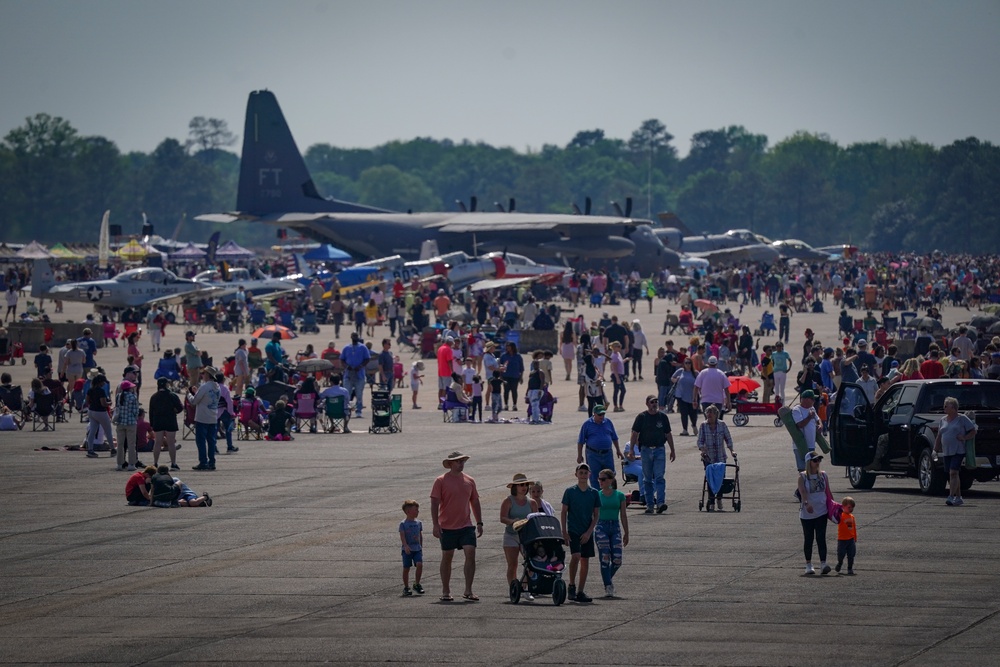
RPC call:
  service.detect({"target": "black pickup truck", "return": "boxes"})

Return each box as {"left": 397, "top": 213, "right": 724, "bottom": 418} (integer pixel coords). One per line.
{"left": 830, "top": 379, "right": 1000, "bottom": 494}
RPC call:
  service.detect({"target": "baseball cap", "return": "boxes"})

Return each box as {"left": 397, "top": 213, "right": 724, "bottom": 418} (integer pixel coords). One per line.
{"left": 707, "top": 356, "right": 718, "bottom": 365}
{"left": 593, "top": 405, "right": 607, "bottom": 415}
{"left": 805, "top": 451, "right": 824, "bottom": 463}
{"left": 801, "top": 390, "right": 817, "bottom": 400}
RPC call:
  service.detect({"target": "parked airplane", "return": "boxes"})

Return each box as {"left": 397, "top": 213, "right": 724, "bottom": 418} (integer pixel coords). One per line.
{"left": 195, "top": 90, "right": 682, "bottom": 274}
{"left": 30, "top": 260, "right": 219, "bottom": 309}
{"left": 650, "top": 220, "right": 781, "bottom": 265}
{"left": 336, "top": 252, "right": 505, "bottom": 294}
{"left": 192, "top": 266, "right": 303, "bottom": 301}
{"left": 771, "top": 238, "right": 829, "bottom": 261}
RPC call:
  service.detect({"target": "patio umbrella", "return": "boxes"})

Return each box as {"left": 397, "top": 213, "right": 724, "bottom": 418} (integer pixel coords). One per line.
{"left": 251, "top": 324, "right": 297, "bottom": 340}
{"left": 968, "top": 315, "right": 999, "bottom": 330}
{"left": 296, "top": 358, "right": 334, "bottom": 373}
{"left": 727, "top": 376, "right": 761, "bottom": 395}
{"left": 908, "top": 317, "right": 943, "bottom": 332}
{"left": 693, "top": 298, "right": 719, "bottom": 314}
{"left": 989, "top": 321, "right": 1000, "bottom": 335}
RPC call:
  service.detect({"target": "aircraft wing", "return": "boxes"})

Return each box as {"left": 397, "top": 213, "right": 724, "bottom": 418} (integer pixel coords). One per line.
{"left": 689, "top": 245, "right": 780, "bottom": 265}
{"left": 145, "top": 286, "right": 224, "bottom": 307}
{"left": 467, "top": 276, "right": 539, "bottom": 292}
{"left": 427, "top": 213, "right": 638, "bottom": 233}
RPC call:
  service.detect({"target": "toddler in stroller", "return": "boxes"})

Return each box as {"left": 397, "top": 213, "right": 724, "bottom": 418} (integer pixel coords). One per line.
{"left": 510, "top": 514, "right": 569, "bottom": 605}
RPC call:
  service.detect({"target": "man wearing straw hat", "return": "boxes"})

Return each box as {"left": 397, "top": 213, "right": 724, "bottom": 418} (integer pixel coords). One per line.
{"left": 430, "top": 451, "right": 484, "bottom": 602}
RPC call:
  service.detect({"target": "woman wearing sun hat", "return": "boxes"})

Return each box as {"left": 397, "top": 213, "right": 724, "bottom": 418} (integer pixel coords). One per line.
{"left": 501, "top": 473, "right": 539, "bottom": 594}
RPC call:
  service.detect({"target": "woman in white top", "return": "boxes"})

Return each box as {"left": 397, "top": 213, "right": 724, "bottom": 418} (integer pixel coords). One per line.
{"left": 797, "top": 451, "right": 832, "bottom": 575}
{"left": 630, "top": 320, "right": 649, "bottom": 381}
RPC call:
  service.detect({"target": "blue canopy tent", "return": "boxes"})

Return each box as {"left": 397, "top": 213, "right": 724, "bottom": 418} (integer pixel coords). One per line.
{"left": 302, "top": 244, "right": 352, "bottom": 262}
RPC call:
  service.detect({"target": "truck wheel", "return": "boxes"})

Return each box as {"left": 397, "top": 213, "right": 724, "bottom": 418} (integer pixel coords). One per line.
{"left": 847, "top": 466, "right": 876, "bottom": 490}
{"left": 918, "top": 449, "right": 947, "bottom": 495}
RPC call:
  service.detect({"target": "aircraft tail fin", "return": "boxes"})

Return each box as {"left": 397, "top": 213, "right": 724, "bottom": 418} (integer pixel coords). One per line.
{"left": 237, "top": 91, "right": 390, "bottom": 216}
{"left": 419, "top": 239, "right": 441, "bottom": 261}
{"left": 30, "top": 259, "right": 55, "bottom": 299}
{"left": 285, "top": 253, "right": 312, "bottom": 278}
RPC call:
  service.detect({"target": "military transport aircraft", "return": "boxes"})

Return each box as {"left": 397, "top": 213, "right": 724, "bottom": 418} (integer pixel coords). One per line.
{"left": 195, "top": 90, "right": 682, "bottom": 274}
{"left": 30, "top": 260, "right": 220, "bottom": 309}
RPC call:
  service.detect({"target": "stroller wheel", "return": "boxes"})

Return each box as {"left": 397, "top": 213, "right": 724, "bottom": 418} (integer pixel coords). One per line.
{"left": 774, "top": 417, "right": 782, "bottom": 427}
{"left": 509, "top": 579, "right": 521, "bottom": 605}
{"left": 698, "top": 501, "right": 703, "bottom": 512}
{"left": 734, "top": 501, "right": 742, "bottom": 512}
{"left": 553, "top": 579, "right": 567, "bottom": 606}
{"left": 733, "top": 412, "right": 749, "bottom": 427}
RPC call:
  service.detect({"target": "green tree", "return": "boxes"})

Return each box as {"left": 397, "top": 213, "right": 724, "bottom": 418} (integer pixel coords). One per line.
{"left": 186, "top": 117, "right": 237, "bottom": 152}
{"left": 356, "top": 165, "right": 441, "bottom": 212}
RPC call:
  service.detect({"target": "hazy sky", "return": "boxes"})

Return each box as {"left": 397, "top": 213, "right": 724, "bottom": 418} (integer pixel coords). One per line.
{"left": 2, "top": 0, "right": 998, "bottom": 157}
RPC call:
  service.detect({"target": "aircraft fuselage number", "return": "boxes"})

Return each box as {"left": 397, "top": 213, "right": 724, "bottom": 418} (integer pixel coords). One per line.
{"left": 259, "top": 168, "right": 283, "bottom": 198}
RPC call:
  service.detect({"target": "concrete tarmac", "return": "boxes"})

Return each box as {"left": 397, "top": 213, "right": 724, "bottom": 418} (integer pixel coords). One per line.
{"left": 1, "top": 294, "right": 998, "bottom": 665}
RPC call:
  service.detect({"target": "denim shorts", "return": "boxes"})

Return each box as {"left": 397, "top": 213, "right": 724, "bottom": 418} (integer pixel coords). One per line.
{"left": 401, "top": 549, "right": 423, "bottom": 567}
{"left": 942, "top": 454, "right": 965, "bottom": 471}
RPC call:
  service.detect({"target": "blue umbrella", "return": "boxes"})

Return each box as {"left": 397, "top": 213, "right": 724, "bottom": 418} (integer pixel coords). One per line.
{"left": 302, "top": 244, "right": 352, "bottom": 262}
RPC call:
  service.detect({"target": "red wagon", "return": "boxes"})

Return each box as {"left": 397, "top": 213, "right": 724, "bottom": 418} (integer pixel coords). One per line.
{"left": 731, "top": 398, "right": 783, "bottom": 427}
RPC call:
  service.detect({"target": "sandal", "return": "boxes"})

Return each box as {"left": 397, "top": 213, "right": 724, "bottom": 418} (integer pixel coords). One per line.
{"left": 462, "top": 593, "right": 480, "bottom": 601}
{"left": 439, "top": 595, "right": 454, "bottom": 602}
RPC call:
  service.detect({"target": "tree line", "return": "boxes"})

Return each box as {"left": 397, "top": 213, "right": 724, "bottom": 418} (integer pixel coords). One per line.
{"left": 1, "top": 113, "right": 997, "bottom": 253}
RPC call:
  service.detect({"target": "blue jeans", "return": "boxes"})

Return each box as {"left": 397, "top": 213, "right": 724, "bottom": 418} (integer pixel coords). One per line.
{"left": 345, "top": 372, "right": 366, "bottom": 416}
{"left": 612, "top": 376, "right": 625, "bottom": 407}
{"left": 641, "top": 446, "right": 666, "bottom": 505}
{"left": 527, "top": 389, "right": 543, "bottom": 423}
{"left": 586, "top": 449, "right": 615, "bottom": 489}
{"left": 623, "top": 458, "right": 644, "bottom": 500}
{"left": 195, "top": 421, "right": 217, "bottom": 467}
{"left": 219, "top": 411, "right": 235, "bottom": 450}
{"left": 594, "top": 519, "right": 623, "bottom": 587}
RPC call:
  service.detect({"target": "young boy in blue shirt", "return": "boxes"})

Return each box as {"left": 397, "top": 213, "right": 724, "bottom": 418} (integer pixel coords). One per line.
{"left": 399, "top": 499, "right": 424, "bottom": 596}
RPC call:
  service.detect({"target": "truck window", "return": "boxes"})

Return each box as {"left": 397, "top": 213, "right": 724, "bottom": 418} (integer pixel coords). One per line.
{"left": 893, "top": 385, "right": 920, "bottom": 420}
{"left": 877, "top": 385, "right": 903, "bottom": 418}
{"left": 920, "top": 383, "right": 1000, "bottom": 412}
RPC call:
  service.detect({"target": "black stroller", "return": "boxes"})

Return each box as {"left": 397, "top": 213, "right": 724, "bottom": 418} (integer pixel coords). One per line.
{"left": 510, "top": 515, "right": 568, "bottom": 606}
{"left": 699, "top": 455, "right": 741, "bottom": 512}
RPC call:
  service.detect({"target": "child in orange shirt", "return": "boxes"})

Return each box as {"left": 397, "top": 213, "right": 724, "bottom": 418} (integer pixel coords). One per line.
{"left": 835, "top": 496, "right": 857, "bottom": 575}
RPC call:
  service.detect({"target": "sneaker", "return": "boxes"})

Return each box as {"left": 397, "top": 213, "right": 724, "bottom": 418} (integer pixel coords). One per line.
{"left": 706, "top": 502, "right": 714, "bottom": 512}
{"left": 135, "top": 460, "right": 144, "bottom": 468}
{"left": 954, "top": 497, "right": 964, "bottom": 506}
{"left": 605, "top": 584, "right": 615, "bottom": 598}
{"left": 804, "top": 564, "right": 815, "bottom": 575}
{"left": 309, "top": 427, "right": 317, "bottom": 434}
{"left": 835, "top": 563, "right": 842, "bottom": 573}
{"left": 656, "top": 503, "right": 668, "bottom": 514}
{"left": 343, "top": 427, "right": 352, "bottom": 434}
{"left": 403, "top": 587, "right": 412, "bottom": 596}
{"left": 207, "top": 465, "right": 216, "bottom": 471}
{"left": 170, "top": 463, "right": 180, "bottom": 470}
{"left": 227, "top": 446, "right": 239, "bottom": 453}
{"left": 192, "top": 464, "right": 210, "bottom": 471}
{"left": 644, "top": 507, "right": 655, "bottom": 514}
{"left": 86, "top": 452, "right": 99, "bottom": 458}
{"left": 412, "top": 583, "right": 424, "bottom": 594}
{"left": 575, "top": 591, "right": 593, "bottom": 603}
{"left": 109, "top": 448, "right": 117, "bottom": 457}
{"left": 127, "top": 465, "right": 136, "bottom": 472}
{"left": 821, "top": 563, "right": 832, "bottom": 575}
{"left": 120, "top": 463, "right": 128, "bottom": 471}
{"left": 203, "top": 492, "right": 212, "bottom": 507}
{"left": 524, "top": 592, "right": 535, "bottom": 602}
{"left": 577, "top": 406, "right": 588, "bottom": 412}
{"left": 680, "top": 430, "right": 689, "bottom": 436}
{"left": 946, "top": 496, "right": 955, "bottom": 506}
{"left": 847, "top": 569, "right": 855, "bottom": 575}
{"left": 568, "top": 584, "right": 576, "bottom": 599}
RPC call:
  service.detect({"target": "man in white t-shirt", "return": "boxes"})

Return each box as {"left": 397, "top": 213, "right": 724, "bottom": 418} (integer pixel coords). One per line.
{"left": 692, "top": 356, "right": 731, "bottom": 414}
{"left": 791, "top": 390, "right": 821, "bottom": 472}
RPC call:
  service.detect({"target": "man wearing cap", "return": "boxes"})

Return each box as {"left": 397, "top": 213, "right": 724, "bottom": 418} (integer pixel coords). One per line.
{"left": 577, "top": 405, "right": 622, "bottom": 489}
{"left": 791, "top": 390, "right": 821, "bottom": 472}
{"left": 430, "top": 452, "right": 483, "bottom": 602}
{"left": 856, "top": 340, "right": 877, "bottom": 376}
{"left": 113, "top": 379, "right": 142, "bottom": 471}
{"left": 341, "top": 332, "right": 371, "bottom": 418}
{"left": 629, "top": 394, "right": 676, "bottom": 514}
{"left": 693, "top": 356, "right": 731, "bottom": 414}
{"left": 189, "top": 367, "right": 220, "bottom": 471}
{"left": 184, "top": 331, "right": 202, "bottom": 378}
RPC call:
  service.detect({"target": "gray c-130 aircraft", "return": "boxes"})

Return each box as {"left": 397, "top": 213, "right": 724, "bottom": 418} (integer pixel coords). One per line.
{"left": 196, "top": 90, "right": 681, "bottom": 273}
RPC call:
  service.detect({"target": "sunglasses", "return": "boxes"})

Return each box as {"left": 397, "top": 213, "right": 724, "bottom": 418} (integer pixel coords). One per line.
{"left": 598, "top": 476, "right": 611, "bottom": 482}
{"left": 647, "top": 399, "right": 658, "bottom": 404}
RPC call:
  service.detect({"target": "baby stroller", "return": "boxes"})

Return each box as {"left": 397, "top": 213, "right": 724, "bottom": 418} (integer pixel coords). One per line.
{"left": 0, "top": 339, "right": 26, "bottom": 366}
{"left": 755, "top": 311, "right": 776, "bottom": 336}
{"left": 699, "top": 457, "right": 741, "bottom": 512}
{"left": 510, "top": 514, "right": 568, "bottom": 606}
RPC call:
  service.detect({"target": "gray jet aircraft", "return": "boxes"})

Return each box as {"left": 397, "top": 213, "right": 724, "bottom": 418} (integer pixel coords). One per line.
{"left": 30, "top": 260, "right": 219, "bottom": 309}
{"left": 196, "top": 91, "right": 681, "bottom": 274}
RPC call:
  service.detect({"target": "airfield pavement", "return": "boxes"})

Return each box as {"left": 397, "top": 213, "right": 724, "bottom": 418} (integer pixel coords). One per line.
{"left": 1, "top": 294, "right": 999, "bottom": 666}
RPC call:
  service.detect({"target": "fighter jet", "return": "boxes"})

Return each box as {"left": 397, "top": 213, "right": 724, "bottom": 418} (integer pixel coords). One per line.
{"left": 770, "top": 239, "right": 829, "bottom": 261}
{"left": 192, "top": 266, "right": 303, "bottom": 301}
{"left": 30, "top": 259, "right": 219, "bottom": 308}
{"left": 196, "top": 91, "right": 681, "bottom": 273}
{"left": 336, "top": 251, "right": 505, "bottom": 294}
{"left": 650, "top": 219, "right": 781, "bottom": 265}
